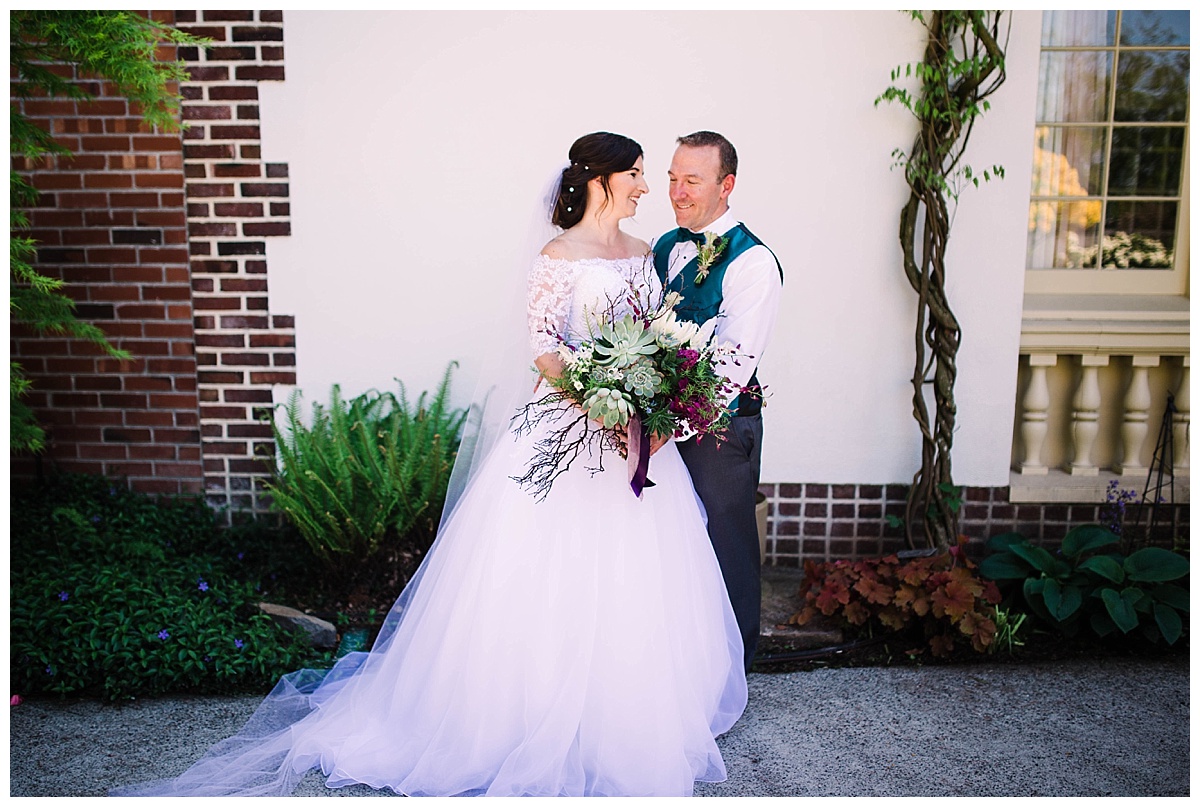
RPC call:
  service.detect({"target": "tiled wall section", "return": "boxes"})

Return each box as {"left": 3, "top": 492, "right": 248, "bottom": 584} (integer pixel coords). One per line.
{"left": 174, "top": 10, "right": 294, "bottom": 518}
{"left": 759, "top": 483, "right": 1189, "bottom": 566}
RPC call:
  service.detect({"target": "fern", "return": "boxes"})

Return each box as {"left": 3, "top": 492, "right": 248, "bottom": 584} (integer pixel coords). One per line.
{"left": 264, "top": 364, "right": 466, "bottom": 564}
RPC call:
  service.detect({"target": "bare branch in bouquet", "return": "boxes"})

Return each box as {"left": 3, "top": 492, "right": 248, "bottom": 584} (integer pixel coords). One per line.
{"left": 509, "top": 390, "right": 619, "bottom": 502}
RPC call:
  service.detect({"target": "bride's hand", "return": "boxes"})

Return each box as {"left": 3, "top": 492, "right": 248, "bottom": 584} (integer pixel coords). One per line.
{"left": 648, "top": 433, "right": 670, "bottom": 457}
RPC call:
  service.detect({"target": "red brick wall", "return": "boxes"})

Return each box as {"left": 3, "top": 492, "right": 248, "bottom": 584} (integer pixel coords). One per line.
{"left": 10, "top": 10, "right": 203, "bottom": 496}
{"left": 174, "top": 10, "right": 294, "bottom": 517}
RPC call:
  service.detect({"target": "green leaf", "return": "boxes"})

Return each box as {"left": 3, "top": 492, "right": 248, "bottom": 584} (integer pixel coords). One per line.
{"left": 1078, "top": 555, "right": 1125, "bottom": 584}
{"left": 1089, "top": 610, "right": 1117, "bottom": 637}
{"left": 1153, "top": 603, "right": 1182, "bottom": 645}
{"left": 1022, "top": 578, "right": 1052, "bottom": 623}
{"left": 1124, "top": 548, "right": 1189, "bottom": 582}
{"left": 979, "top": 553, "right": 1031, "bottom": 580}
{"left": 985, "top": 532, "right": 1027, "bottom": 553}
{"left": 1056, "top": 585, "right": 1083, "bottom": 621}
{"left": 1101, "top": 588, "right": 1139, "bottom": 633}
{"left": 1042, "top": 578, "right": 1063, "bottom": 616}
{"left": 1008, "top": 542, "right": 1060, "bottom": 576}
{"left": 1150, "top": 583, "right": 1189, "bottom": 612}
{"left": 1061, "top": 524, "right": 1119, "bottom": 559}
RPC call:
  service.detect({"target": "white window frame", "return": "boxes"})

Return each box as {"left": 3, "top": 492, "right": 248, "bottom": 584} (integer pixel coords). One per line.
{"left": 1025, "top": 11, "right": 1190, "bottom": 298}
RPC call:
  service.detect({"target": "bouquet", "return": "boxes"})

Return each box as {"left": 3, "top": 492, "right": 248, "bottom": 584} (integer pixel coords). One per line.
{"left": 511, "top": 266, "right": 756, "bottom": 501}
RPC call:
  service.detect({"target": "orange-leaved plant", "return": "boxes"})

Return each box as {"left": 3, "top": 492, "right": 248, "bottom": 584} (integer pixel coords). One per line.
{"left": 789, "top": 537, "right": 1002, "bottom": 657}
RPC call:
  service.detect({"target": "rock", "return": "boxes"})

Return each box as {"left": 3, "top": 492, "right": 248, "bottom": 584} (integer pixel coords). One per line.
{"left": 257, "top": 602, "right": 338, "bottom": 650}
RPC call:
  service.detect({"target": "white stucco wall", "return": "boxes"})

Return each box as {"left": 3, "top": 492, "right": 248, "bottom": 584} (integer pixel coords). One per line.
{"left": 259, "top": 10, "right": 1042, "bottom": 487}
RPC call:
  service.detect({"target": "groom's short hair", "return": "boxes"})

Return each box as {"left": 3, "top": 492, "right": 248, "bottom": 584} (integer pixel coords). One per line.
{"left": 676, "top": 131, "right": 737, "bottom": 179}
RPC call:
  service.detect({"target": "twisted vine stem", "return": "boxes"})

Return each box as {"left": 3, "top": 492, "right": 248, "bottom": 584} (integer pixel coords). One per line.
{"left": 877, "top": 11, "right": 1009, "bottom": 550}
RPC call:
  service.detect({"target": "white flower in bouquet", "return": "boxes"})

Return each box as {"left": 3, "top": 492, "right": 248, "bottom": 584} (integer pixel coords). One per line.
{"left": 649, "top": 308, "right": 701, "bottom": 349}
{"left": 689, "top": 317, "right": 719, "bottom": 350}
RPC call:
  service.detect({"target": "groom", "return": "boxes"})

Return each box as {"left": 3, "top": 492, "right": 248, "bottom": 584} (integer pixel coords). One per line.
{"left": 652, "top": 131, "right": 783, "bottom": 673}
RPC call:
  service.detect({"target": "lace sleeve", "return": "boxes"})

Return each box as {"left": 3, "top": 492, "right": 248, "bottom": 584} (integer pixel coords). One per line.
{"left": 526, "top": 255, "right": 577, "bottom": 358}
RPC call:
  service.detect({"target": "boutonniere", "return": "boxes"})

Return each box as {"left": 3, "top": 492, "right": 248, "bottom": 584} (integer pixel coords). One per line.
{"left": 694, "top": 231, "right": 728, "bottom": 286}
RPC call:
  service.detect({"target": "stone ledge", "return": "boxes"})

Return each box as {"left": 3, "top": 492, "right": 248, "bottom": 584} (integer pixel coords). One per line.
{"left": 1009, "top": 469, "right": 1190, "bottom": 504}
{"left": 759, "top": 564, "right": 843, "bottom": 647}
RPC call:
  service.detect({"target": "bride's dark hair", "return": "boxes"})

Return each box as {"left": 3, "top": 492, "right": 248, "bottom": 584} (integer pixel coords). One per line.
{"left": 552, "top": 132, "right": 643, "bottom": 229}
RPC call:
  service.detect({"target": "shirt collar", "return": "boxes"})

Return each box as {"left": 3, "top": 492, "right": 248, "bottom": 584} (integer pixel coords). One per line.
{"left": 687, "top": 208, "right": 738, "bottom": 238}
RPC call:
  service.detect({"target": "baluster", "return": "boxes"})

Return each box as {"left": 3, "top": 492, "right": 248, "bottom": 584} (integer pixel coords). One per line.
{"left": 1117, "top": 356, "right": 1159, "bottom": 476}
{"left": 1070, "top": 355, "right": 1107, "bottom": 476}
{"left": 1173, "top": 358, "right": 1189, "bottom": 476}
{"left": 1019, "top": 354, "right": 1056, "bottom": 475}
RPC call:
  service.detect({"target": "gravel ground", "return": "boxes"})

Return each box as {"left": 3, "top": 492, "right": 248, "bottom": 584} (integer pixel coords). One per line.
{"left": 9, "top": 655, "right": 1188, "bottom": 797}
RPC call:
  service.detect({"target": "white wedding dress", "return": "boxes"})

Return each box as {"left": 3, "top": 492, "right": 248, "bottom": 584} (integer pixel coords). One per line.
{"left": 112, "top": 255, "right": 747, "bottom": 797}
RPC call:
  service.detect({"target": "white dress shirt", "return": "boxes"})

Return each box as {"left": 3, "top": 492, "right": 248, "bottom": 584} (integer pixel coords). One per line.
{"left": 654, "top": 208, "right": 783, "bottom": 436}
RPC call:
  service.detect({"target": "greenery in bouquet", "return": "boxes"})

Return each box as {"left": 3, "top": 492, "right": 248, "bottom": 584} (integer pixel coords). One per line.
{"left": 512, "top": 277, "right": 753, "bottom": 500}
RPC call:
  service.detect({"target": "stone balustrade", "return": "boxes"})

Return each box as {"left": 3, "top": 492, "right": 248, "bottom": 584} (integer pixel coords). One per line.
{"left": 1013, "top": 295, "right": 1189, "bottom": 502}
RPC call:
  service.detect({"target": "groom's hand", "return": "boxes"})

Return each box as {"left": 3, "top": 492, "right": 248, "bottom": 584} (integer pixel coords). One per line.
{"left": 648, "top": 433, "right": 670, "bottom": 456}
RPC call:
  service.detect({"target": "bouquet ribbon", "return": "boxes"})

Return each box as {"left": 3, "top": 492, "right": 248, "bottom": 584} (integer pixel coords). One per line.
{"left": 627, "top": 415, "right": 652, "bottom": 498}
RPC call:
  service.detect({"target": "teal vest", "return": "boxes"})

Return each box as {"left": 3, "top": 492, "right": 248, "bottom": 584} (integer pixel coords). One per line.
{"left": 653, "top": 224, "right": 782, "bottom": 415}
{"left": 653, "top": 224, "right": 782, "bottom": 325}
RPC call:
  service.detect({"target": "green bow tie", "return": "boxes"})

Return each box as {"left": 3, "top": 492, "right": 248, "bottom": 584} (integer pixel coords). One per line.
{"left": 676, "top": 228, "right": 706, "bottom": 245}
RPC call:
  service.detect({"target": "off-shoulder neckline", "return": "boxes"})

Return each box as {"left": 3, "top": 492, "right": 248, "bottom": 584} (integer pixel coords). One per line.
{"left": 535, "top": 253, "right": 650, "bottom": 265}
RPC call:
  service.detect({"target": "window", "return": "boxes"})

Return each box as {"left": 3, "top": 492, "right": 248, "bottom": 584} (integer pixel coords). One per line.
{"left": 1026, "top": 10, "right": 1189, "bottom": 295}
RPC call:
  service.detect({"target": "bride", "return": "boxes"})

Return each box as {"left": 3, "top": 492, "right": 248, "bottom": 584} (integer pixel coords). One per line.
{"left": 112, "top": 132, "right": 748, "bottom": 797}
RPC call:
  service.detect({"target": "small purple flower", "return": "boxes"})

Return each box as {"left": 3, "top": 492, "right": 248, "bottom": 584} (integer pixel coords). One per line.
{"left": 234, "top": 639, "right": 245, "bottom": 650}
{"left": 203, "top": 655, "right": 212, "bottom": 663}
{"left": 197, "top": 579, "right": 209, "bottom": 592}
{"left": 57, "top": 591, "right": 69, "bottom": 602}
{"left": 109, "top": 486, "right": 118, "bottom": 497}
{"left": 236, "top": 552, "right": 245, "bottom": 561}
{"left": 45, "top": 665, "right": 54, "bottom": 676}
{"left": 91, "top": 515, "right": 102, "bottom": 524}
{"left": 158, "top": 629, "right": 170, "bottom": 641}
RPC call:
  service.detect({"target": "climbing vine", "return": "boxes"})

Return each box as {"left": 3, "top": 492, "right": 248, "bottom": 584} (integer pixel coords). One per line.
{"left": 876, "top": 11, "right": 1009, "bottom": 550}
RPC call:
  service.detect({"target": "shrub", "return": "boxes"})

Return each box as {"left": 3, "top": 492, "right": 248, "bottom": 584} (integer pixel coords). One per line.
{"left": 265, "top": 364, "right": 465, "bottom": 571}
{"left": 789, "top": 538, "right": 1002, "bottom": 657}
{"left": 979, "top": 525, "right": 1190, "bottom": 645}
{"left": 10, "top": 474, "right": 324, "bottom": 700}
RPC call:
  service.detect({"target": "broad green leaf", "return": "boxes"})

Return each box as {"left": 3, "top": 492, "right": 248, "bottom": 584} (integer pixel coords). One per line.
{"left": 1078, "top": 555, "right": 1125, "bottom": 584}
{"left": 1056, "top": 585, "right": 1083, "bottom": 621}
{"left": 1061, "top": 524, "right": 1119, "bottom": 559}
{"left": 1009, "top": 542, "right": 1059, "bottom": 576}
{"left": 1089, "top": 610, "right": 1117, "bottom": 637}
{"left": 1043, "top": 578, "right": 1063, "bottom": 617}
{"left": 1101, "top": 588, "right": 1138, "bottom": 633}
{"left": 1124, "top": 548, "right": 1189, "bottom": 582}
{"left": 1153, "top": 603, "right": 1183, "bottom": 645}
{"left": 1150, "top": 584, "right": 1189, "bottom": 612}
{"left": 1022, "top": 578, "right": 1052, "bottom": 622}
{"left": 985, "top": 532, "right": 1027, "bottom": 553}
{"left": 979, "top": 553, "right": 1031, "bottom": 580}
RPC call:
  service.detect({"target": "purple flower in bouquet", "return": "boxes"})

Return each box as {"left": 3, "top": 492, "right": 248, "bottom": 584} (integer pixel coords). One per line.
{"left": 677, "top": 348, "right": 700, "bottom": 370}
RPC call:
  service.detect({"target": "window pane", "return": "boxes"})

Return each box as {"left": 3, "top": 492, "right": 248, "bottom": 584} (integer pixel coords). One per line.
{"left": 1108, "top": 127, "right": 1186, "bottom": 196}
{"left": 1102, "top": 201, "right": 1178, "bottom": 268}
{"left": 1119, "top": 10, "right": 1190, "bottom": 46}
{"left": 1037, "top": 52, "right": 1112, "bottom": 122}
{"left": 1028, "top": 201, "right": 1102, "bottom": 269}
{"left": 1114, "top": 50, "right": 1190, "bottom": 122}
{"left": 1041, "top": 10, "right": 1115, "bottom": 46}
{"left": 1031, "top": 126, "right": 1107, "bottom": 197}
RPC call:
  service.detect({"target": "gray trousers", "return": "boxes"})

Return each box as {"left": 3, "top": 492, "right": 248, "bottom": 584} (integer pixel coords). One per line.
{"left": 676, "top": 414, "right": 763, "bottom": 672}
